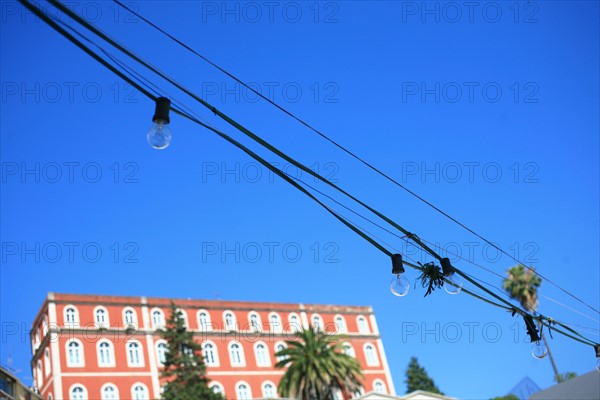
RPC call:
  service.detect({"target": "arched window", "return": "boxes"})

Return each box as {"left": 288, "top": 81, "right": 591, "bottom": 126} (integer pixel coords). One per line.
{"left": 364, "top": 343, "right": 379, "bottom": 366}
{"left": 44, "top": 348, "right": 51, "bottom": 376}
{"left": 275, "top": 342, "right": 287, "bottom": 362}
{"left": 209, "top": 382, "right": 224, "bottom": 395}
{"left": 42, "top": 316, "right": 49, "bottom": 336}
{"left": 156, "top": 342, "right": 168, "bottom": 365}
{"left": 101, "top": 384, "right": 119, "bottom": 400}
{"left": 373, "top": 379, "right": 386, "bottom": 394}
{"left": 262, "top": 381, "right": 276, "bottom": 398}
{"left": 176, "top": 308, "right": 188, "bottom": 327}
{"left": 229, "top": 342, "right": 245, "bottom": 366}
{"left": 131, "top": 384, "right": 148, "bottom": 400}
{"left": 94, "top": 306, "right": 109, "bottom": 328}
{"left": 311, "top": 314, "right": 323, "bottom": 330}
{"left": 288, "top": 313, "right": 301, "bottom": 332}
{"left": 66, "top": 340, "right": 84, "bottom": 367}
{"left": 127, "top": 341, "right": 144, "bottom": 366}
{"left": 97, "top": 340, "right": 114, "bottom": 367}
{"left": 151, "top": 309, "right": 165, "bottom": 329}
{"left": 123, "top": 308, "right": 137, "bottom": 328}
{"left": 198, "top": 310, "right": 211, "bottom": 331}
{"left": 36, "top": 360, "right": 43, "bottom": 388}
{"left": 203, "top": 342, "right": 219, "bottom": 366}
{"left": 357, "top": 316, "right": 369, "bottom": 333}
{"left": 334, "top": 315, "right": 346, "bottom": 333}
{"left": 64, "top": 306, "right": 79, "bottom": 326}
{"left": 48, "top": 394, "right": 53, "bottom": 400}
{"left": 248, "top": 312, "right": 261, "bottom": 331}
{"left": 70, "top": 385, "right": 87, "bottom": 400}
{"left": 269, "top": 313, "right": 281, "bottom": 332}
{"left": 236, "top": 382, "right": 252, "bottom": 400}
{"left": 224, "top": 311, "right": 236, "bottom": 331}
{"left": 254, "top": 342, "right": 270, "bottom": 367}
{"left": 342, "top": 343, "right": 355, "bottom": 357}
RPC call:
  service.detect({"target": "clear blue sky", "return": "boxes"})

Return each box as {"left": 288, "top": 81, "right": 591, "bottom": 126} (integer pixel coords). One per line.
{"left": 1, "top": 1, "right": 599, "bottom": 398}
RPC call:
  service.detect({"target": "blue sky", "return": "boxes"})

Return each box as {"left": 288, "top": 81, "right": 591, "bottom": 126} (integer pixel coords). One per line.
{"left": 1, "top": 1, "right": 599, "bottom": 398}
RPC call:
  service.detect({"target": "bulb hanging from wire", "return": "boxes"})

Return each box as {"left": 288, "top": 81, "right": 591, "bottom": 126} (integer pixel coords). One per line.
{"left": 148, "top": 97, "right": 172, "bottom": 149}
{"left": 390, "top": 254, "right": 410, "bottom": 297}
{"left": 595, "top": 346, "right": 600, "bottom": 372}
{"left": 532, "top": 340, "right": 548, "bottom": 359}
{"left": 441, "top": 257, "right": 463, "bottom": 295}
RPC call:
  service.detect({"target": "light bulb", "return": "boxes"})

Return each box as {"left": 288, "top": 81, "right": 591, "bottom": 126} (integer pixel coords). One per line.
{"left": 147, "top": 121, "right": 172, "bottom": 150}
{"left": 444, "top": 272, "right": 463, "bottom": 295}
{"left": 390, "top": 273, "right": 410, "bottom": 297}
{"left": 596, "top": 357, "right": 600, "bottom": 372}
{"left": 532, "top": 340, "right": 548, "bottom": 359}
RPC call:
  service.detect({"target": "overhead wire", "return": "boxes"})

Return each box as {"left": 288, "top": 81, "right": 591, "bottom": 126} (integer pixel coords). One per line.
{"left": 19, "top": 0, "right": 599, "bottom": 350}
{"left": 111, "top": 0, "right": 600, "bottom": 316}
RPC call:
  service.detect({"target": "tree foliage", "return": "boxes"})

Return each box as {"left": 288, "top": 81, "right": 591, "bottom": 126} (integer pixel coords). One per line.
{"left": 405, "top": 357, "right": 443, "bottom": 395}
{"left": 160, "top": 303, "right": 223, "bottom": 400}
{"left": 490, "top": 394, "right": 519, "bottom": 400}
{"left": 502, "top": 264, "right": 541, "bottom": 312}
{"left": 275, "top": 326, "right": 364, "bottom": 399}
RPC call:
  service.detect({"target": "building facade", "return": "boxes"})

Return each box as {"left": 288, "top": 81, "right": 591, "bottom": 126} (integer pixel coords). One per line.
{"left": 1, "top": 365, "right": 42, "bottom": 400}
{"left": 30, "top": 293, "right": 396, "bottom": 400}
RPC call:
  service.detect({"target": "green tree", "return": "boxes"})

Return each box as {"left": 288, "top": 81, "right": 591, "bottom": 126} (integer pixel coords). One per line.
{"left": 275, "top": 326, "right": 364, "bottom": 399}
{"left": 405, "top": 357, "right": 443, "bottom": 394}
{"left": 160, "top": 303, "right": 223, "bottom": 400}
{"left": 502, "top": 264, "right": 568, "bottom": 383}
{"left": 490, "top": 395, "right": 519, "bottom": 400}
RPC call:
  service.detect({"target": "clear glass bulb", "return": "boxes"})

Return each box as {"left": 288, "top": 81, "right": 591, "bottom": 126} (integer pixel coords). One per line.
{"left": 532, "top": 340, "right": 548, "bottom": 359}
{"left": 596, "top": 357, "right": 600, "bottom": 372}
{"left": 444, "top": 273, "right": 463, "bottom": 295}
{"left": 390, "top": 273, "right": 410, "bottom": 297}
{"left": 147, "top": 121, "right": 172, "bottom": 150}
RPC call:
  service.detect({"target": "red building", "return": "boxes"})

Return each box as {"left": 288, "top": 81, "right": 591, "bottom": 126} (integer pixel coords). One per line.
{"left": 30, "top": 293, "right": 396, "bottom": 399}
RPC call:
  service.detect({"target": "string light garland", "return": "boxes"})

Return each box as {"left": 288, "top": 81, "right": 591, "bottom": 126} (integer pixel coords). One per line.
{"left": 18, "top": 0, "right": 600, "bottom": 370}
{"left": 111, "top": 0, "right": 600, "bottom": 317}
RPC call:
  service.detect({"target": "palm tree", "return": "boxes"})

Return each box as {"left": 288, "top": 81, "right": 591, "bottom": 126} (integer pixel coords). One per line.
{"left": 503, "top": 264, "right": 561, "bottom": 382}
{"left": 275, "top": 326, "right": 364, "bottom": 399}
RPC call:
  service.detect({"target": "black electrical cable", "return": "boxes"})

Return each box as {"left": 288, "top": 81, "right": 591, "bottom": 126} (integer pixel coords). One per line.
{"left": 111, "top": 0, "right": 600, "bottom": 316}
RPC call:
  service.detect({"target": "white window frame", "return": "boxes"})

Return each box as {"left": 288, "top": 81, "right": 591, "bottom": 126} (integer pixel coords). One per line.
{"left": 228, "top": 341, "right": 246, "bottom": 367}
{"left": 373, "top": 379, "right": 387, "bottom": 394}
{"left": 209, "top": 382, "right": 225, "bottom": 396}
{"left": 69, "top": 384, "right": 88, "bottom": 400}
{"left": 254, "top": 341, "right": 271, "bottom": 367}
{"left": 311, "top": 314, "right": 323, "bottom": 331}
{"left": 364, "top": 343, "right": 379, "bottom": 366}
{"left": 262, "top": 381, "right": 277, "bottom": 398}
{"left": 202, "top": 340, "right": 220, "bottom": 367}
{"left": 156, "top": 340, "right": 168, "bottom": 366}
{"left": 342, "top": 342, "right": 355, "bottom": 358}
{"left": 123, "top": 307, "right": 138, "bottom": 329}
{"left": 131, "top": 383, "right": 149, "bottom": 400}
{"left": 197, "top": 309, "right": 212, "bottom": 332}
{"left": 94, "top": 306, "right": 109, "bottom": 328}
{"left": 248, "top": 312, "right": 262, "bottom": 332}
{"left": 287, "top": 313, "right": 301, "bottom": 332}
{"left": 223, "top": 310, "right": 236, "bottom": 331}
{"left": 176, "top": 308, "right": 188, "bottom": 328}
{"left": 334, "top": 314, "right": 347, "bottom": 333}
{"left": 36, "top": 360, "right": 43, "bottom": 388}
{"left": 64, "top": 305, "right": 79, "bottom": 327}
{"left": 66, "top": 339, "right": 85, "bottom": 367}
{"left": 44, "top": 348, "right": 51, "bottom": 376}
{"left": 357, "top": 315, "right": 369, "bottom": 334}
{"left": 151, "top": 308, "right": 165, "bottom": 329}
{"left": 268, "top": 312, "right": 282, "bottom": 333}
{"left": 126, "top": 340, "right": 145, "bottom": 367}
{"left": 235, "top": 381, "right": 252, "bottom": 400}
{"left": 274, "top": 341, "right": 287, "bottom": 362}
{"left": 42, "top": 316, "right": 49, "bottom": 336}
{"left": 97, "top": 339, "right": 115, "bottom": 367}
{"left": 101, "top": 383, "right": 120, "bottom": 400}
